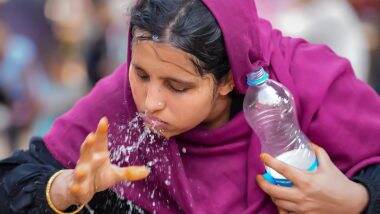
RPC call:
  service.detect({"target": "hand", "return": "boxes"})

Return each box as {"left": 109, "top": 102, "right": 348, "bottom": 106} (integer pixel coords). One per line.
{"left": 51, "top": 117, "right": 150, "bottom": 210}
{"left": 256, "top": 143, "right": 369, "bottom": 214}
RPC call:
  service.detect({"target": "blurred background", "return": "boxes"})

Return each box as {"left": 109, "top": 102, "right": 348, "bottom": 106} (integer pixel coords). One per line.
{"left": 0, "top": 0, "right": 379, "bottom": 158}
{"left": 0, "top": 0, "right": 132, "bottom": 157}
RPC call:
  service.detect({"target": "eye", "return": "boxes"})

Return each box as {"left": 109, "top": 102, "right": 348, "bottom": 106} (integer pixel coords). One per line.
{"left": 167, "top": 82, "right": 189, "bottom": 93}
{"left": 135, "top": 67, "right": 149, "bottom": 81}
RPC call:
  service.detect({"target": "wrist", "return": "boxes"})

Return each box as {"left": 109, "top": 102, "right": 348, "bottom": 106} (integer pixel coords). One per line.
{"left": 349, "top": 181, "right": 369, "bottom": 213}
{"left": 49, "top": 170, "right": 78, "bottom": 210}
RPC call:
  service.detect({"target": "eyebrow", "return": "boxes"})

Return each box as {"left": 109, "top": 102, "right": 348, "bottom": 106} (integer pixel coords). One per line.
{"left": 133, "top": 63, "right": 196, "bottom": 85}
{"left": 163, "top": 77, "right": 196, "bottom": 86}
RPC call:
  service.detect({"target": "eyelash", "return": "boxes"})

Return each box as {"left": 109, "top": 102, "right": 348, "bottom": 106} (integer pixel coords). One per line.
{"left": 167, "top": 83, "right": 188, "bottom": 93}
{"left": 136, "top": 69, "right": 150, "bottom": 81}
{"left": 135, "top": 67, "right": 188, "bottom": 93}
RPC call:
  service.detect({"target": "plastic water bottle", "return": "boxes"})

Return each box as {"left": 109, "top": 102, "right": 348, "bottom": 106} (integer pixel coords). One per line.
{"left": 243, "top": 67, "right": 318, "bottom": 187}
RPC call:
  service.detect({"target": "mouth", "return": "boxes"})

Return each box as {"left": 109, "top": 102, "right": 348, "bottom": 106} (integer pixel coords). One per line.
{"left": 143, "top": 115, "right": 168, "bottom": 131}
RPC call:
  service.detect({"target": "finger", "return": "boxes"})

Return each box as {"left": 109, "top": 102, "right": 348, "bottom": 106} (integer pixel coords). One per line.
{"left": 260, "top": 153, "right": 307, "bottom": 186}
{"left": 310, "top": 143, "right": 332, "bottom": 169}
{"left": 272, "top": 198, "right": 298, "bottom": 212}
{"left": 256, "top": 175, "right": 301, "bottom": 201}
{"left": 272, "top": 197, "right": 289, "bottom": 214}
{"left": 94, "top": 117, "right": 109, "bottom": 151}
{"left": 91, "top": 152, "right": 108, "bottom": 168}
{"left": 80, "top": 133, "right": 95, "bottom": 153}
{"left": 73, "top": 164, "right": 90, "bottom": 182}
{"left": 114, "top": 165, "right": 150, "bottom": 182}
{"left": 68, "top": 180, "right": 91, "bottom": 205}
{"left": 79, "top": 133, "right": 96, "bottom": 162}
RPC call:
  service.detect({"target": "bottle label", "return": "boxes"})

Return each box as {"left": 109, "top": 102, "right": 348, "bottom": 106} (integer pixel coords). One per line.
{"left": 262, "top": 158, "right": 318, "bottom": 187}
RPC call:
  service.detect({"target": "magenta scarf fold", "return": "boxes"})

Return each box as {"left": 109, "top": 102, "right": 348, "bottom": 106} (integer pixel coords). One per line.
{"left": 44, "top": 0, "right": 380, "bottom": 213}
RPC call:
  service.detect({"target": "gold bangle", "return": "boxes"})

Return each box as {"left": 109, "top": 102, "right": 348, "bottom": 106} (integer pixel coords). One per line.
{"left": 46, "top": 170, "right": 85, "bottom": 214}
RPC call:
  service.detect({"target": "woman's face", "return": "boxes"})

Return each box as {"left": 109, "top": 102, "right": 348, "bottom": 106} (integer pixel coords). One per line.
{"left": 129, "top": 36, "right": 233, "bottom": 139}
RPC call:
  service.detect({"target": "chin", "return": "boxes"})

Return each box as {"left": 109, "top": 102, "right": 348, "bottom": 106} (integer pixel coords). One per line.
{"left": 161, "top": 131, "right": 174, "bottom": 139}
{"left": 161, "top": 129, "right": 185, "bottom": 140}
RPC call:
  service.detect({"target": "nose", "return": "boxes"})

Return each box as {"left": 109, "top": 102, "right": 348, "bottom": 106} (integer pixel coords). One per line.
{"left": 144, "top": 85, "right": 166, "bottom": 114}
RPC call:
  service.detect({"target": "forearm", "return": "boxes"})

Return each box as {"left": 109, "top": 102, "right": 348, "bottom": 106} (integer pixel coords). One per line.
{"left": 0, "top": 139, "right": 64, "bottom": 213}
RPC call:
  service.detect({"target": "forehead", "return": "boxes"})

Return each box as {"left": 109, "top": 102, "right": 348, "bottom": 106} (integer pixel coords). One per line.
{"left": 132, "top": 30, "right": 199, "bottom": 76}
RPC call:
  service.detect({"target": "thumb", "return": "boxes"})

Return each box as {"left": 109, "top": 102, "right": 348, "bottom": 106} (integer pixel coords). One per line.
{"left": 311, "top": 143, "right": 333, "bottom": 169}
{"left": 113, "top": 165, "right": 150, "bottom": 182}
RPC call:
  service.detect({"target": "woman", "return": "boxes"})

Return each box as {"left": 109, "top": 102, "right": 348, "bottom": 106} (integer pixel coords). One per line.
{"left": 1, "top": 0, "right": 379, "bottom": 213}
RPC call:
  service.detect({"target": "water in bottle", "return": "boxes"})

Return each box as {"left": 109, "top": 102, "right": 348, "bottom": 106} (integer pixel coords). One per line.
{"left": 243, "top": 67, "right": 318, "bottom": 187}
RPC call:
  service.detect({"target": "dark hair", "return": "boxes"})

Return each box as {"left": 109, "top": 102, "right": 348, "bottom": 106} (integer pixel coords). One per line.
{"left": 130, "top": 0, "right": 230, "bottom": 83}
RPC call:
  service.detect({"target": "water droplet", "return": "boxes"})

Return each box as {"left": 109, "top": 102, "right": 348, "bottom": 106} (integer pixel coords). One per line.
{"left": 165, "top": 180, "right": 171, "bottom": 186}
{"left": 150, "top": 189, "right": 156, "bottom": 199}
{"left": 147, "top": 161, "right": 154, "bottom": 167}
{"left": 108, "top": 113, "right": 171, "bottom": 201}
{"left": 181, "top": 147, "right": 187, "bottom": 153}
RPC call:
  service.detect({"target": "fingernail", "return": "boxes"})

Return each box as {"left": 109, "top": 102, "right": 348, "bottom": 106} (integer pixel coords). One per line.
{"left": 99, "top": 119, "right": 109, "bottom": 132}
{"left": 255, "top": 175, "right": 261, "bottom": 181}
{"left": 256, "top": 175, "right": 265, "bottom": 185}
{"left": 260, "top": 153, "right": 269, "bottom": 162}
{"left": 100, "top": 117, "right": 108, "bottom": 126}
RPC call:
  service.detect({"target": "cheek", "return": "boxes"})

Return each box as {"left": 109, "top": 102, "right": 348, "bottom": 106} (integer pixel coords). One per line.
{"left": 129, "top": 71, "right": 146, "bottom": 111}
{"left": 167, "top": 89, "right": 214, "bottom": 129}
{"left": 165, "top": 77, "right": 215, "bottom": 134}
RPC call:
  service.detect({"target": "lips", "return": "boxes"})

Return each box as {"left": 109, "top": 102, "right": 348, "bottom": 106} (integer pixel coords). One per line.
{"left": 143, "top": 116, "right": 168, "bottom": 130}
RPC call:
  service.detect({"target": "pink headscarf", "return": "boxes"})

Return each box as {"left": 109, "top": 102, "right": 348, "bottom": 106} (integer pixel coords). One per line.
{"left": 44, "top": 0, "right": 380, "bottom": 213}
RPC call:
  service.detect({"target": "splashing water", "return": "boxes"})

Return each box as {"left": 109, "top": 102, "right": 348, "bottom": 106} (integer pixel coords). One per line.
{"left": 107, "top": 112, "right": 175, "bottom": 213}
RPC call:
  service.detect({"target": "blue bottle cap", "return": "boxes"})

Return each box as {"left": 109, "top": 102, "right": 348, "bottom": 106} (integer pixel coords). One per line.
{"left": 247, "top": 67, "right": 269, "bottom": 86}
